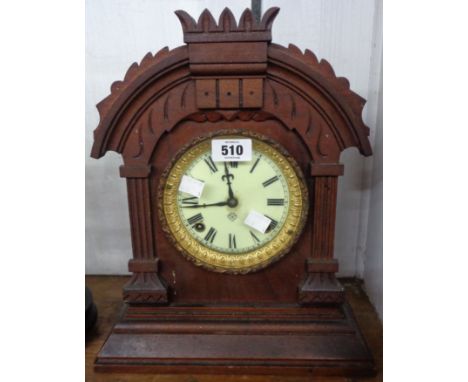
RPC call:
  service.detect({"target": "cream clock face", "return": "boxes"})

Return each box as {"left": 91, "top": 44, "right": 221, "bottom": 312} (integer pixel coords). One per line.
{"left": 160, "top": 133, "right": 308, "bottom": 274}
{"left": 179, "top": 152, "right": 289, "bottom": 253}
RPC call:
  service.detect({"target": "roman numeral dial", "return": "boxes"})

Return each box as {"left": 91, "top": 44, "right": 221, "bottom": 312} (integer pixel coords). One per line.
{"left": 171, "top": 139, "right": 300, "bottom": 261}
{"left": 182, "top": 196, "right": 198, "bottom": 205}
{"left": 187, "top": 213, "right": 203, "bottom": 225}
{"left": 250, "top": 230, "right": 260, "bottom": 243}
{"left": 249, "top": 155, "right": 261, "bottom": 173}
{"left": 267, "top": 198, "right": 285, "bottom": 206}
{"left": 176, "top": 149, "right": 290, "bottom": 254}
{"left": 229, "top": 233, "right": 237, "bottom": 249}
{"left": 204, "top": 227, "right": 217, "bottom": 244}
{"left": 204, "top": 156, "right": 218, "bottom": 173}
{"left": 262, "top": 176, "right": 279, "bottom": 187}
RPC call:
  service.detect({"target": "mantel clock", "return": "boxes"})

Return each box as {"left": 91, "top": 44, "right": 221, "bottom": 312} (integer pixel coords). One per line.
{"left": 91, "top": 7, "right": 375, "bottom": 376}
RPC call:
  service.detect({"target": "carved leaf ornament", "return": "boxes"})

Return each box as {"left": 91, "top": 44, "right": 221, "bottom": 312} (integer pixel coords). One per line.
{"left": 91, "top": 7, "right": 371, "bottom": 164}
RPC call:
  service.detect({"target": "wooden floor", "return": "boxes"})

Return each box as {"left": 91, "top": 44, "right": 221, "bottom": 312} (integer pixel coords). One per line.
{"left": 85, "top": 276, "right": 382, "bottom": 382}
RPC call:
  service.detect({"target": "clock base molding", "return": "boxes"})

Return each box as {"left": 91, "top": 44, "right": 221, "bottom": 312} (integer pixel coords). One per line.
{"left": 95, "top": 303, "right": 374, "bottom": 376}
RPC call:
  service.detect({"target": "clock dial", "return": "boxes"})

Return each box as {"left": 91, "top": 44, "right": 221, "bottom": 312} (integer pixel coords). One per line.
{"left": 177, "top": 151, "right": 289, "bottom": 254}
{"left": 160, "top": 133, "right": 308, "bottom": 274}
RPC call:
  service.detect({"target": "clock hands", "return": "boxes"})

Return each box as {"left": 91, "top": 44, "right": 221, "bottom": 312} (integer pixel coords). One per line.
{"left": 222, "top": 162, "right": 235, "bottom": 199}
{"left": 182, "top": 162, "right": 239, "bottom": 209}
{"left": 222, "top": 162, "right": 238, "bottom": 208}
{"left": 181, "top": 201, "right": 229, "bottom": 209}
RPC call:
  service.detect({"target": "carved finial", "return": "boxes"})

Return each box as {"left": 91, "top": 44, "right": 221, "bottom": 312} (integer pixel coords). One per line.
{"left": 175, "top": 7, "right": 280, "bottom": 43}
{"left": 239, "top": 8, "right": 254, "bottom": 31}
{"left": 198, "top": 9, "right": 218, "bottom": 32}
{"left": 174, "top": 10, "right": 197, "bottom": 33}
{"left": 219, "top": 8, "right": 237, "bottom": 32}
{"left": 259, "top": 7, "right": 280, "bottom": 31}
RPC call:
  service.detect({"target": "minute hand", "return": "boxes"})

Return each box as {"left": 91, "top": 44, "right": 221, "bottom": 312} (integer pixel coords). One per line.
{"left": 181, "top": 201, "right": 229, "bottom": 209}
{"left": 222, "top": 162, "right": 235, "bottom": 199}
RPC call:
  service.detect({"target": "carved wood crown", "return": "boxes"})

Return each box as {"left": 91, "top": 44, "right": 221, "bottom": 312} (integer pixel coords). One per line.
{"left": 91, "top": 7, "right": 372, "bottom": 165}
{"left": 175, "top": 7, "right": 279, "bottom": 42}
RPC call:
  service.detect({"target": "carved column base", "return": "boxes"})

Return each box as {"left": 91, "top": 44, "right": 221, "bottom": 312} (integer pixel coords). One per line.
{"left": 123, "top": 259, "right": 168, "bottom": 304}
{"left": 299, "top": 259, "right": 345, "bottom": 304}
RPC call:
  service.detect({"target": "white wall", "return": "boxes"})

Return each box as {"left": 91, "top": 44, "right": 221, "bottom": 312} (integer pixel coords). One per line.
{"left": 85, "top": 0, "right": 251, "bottom": 274}
{"left": 364, "top": 60, "right": 383, "bottom": 320}
{"left": 362, "top": 0, "right": 383, "bottom": 320}
{"left": 86, "top": 0, "right": 383, "bottom": 299}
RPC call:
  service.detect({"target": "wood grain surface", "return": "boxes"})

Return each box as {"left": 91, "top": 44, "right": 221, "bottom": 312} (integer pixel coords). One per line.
{"left": 85, "top": 276, "right": 382, "bottom": 382}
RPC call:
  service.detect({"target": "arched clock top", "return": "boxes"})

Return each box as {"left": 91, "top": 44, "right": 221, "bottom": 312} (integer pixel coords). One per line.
{"left": 90, "top": 45, "right": 190, "bottom": 160}
{"left": 266, "top": 44, "right": 372, "bottom": 157}
{"left": 91, "top": 7, "right": 372, "bottom": 168}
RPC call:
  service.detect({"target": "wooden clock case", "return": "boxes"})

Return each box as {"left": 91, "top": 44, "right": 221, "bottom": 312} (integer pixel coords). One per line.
{"left": 91, "top": 7, "right": 374, "bottom": 376}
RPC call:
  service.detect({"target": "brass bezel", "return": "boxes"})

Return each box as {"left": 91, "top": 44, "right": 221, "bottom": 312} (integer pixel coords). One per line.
{"left": 158, "top": 130, "right": 308, "bottom": 274}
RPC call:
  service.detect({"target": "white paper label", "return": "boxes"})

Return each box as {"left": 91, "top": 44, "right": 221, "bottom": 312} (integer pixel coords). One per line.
{"left": 244, "top": 210, "right": 272, "bottom": 234}
{"left": 178, "top": 175, "right": 205, "bottom": 198}
{"left": 211, "top": 139, "right": 252, "bottom": 162}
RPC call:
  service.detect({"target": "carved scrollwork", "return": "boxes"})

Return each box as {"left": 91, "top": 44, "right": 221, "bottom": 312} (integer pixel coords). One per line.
{"left": 131, "top": 125, "right": 144, "bottom": 159}
{"left": 306, "top": 111, "right": 312, "bottom": 135}
{"left": 180, "top": 83, "right": 189, "bottom": 109}
{"left": 262, "top": 79, "right": 343, "bottom": 161}
{"left": 147, "top": 108, "right": 155, "bottom": 135}
{"left": 96, "top": 47, "right": 170, "bottom": 124}
{"left": 317, "top": 125, "right": 330, "bottom": 158}
{"left": 289, "top": 94, "right": 296, "bottom": 119}
{"left": 92, "top": 7, "right": 372, "bottom": 165}
{"left": 285, "top": 43, "right": 366, "bottom": 120}
{"left": 163, "top": 95, "right": 170, "bottom": 121}
{"left": 185, "top": 110, "right": 275, "bottom": 123}
{"left": 268, "top": 43, "right": 371, "bottom": 155}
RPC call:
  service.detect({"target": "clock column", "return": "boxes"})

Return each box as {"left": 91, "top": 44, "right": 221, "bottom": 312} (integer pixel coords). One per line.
{"left": 120, "top": 165, "right": 168, "bottom": 304}
{"left": 299, "top": 164, "right": 345, "bottom": 304}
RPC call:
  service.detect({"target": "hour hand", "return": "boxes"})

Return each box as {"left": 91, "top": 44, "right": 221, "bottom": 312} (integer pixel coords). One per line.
{"left": 181, "top": 201, "right": 229, "bottom": 208}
